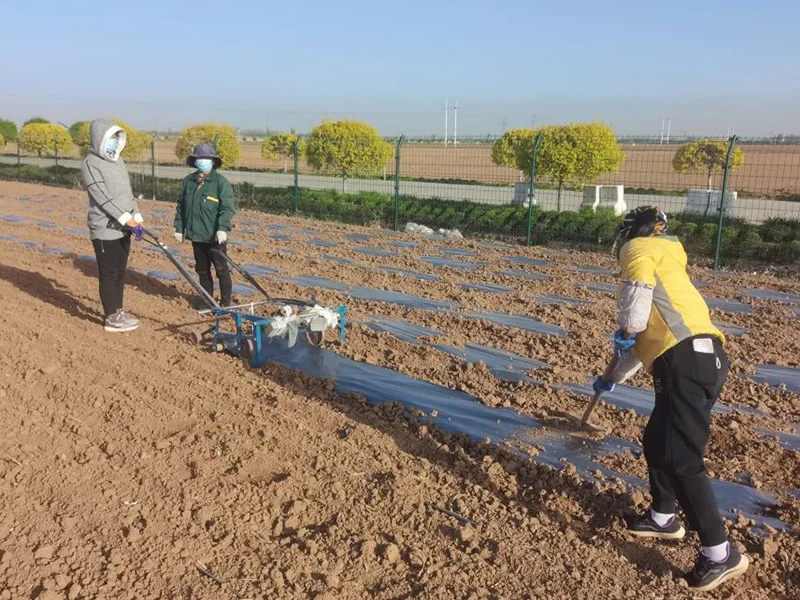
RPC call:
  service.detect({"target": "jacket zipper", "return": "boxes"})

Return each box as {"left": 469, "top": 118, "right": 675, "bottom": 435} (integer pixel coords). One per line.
{"left": 188, "top": 179, "right": 206, "bottom": 238}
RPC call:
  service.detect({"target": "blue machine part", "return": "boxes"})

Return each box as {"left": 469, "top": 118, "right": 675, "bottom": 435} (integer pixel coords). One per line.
{"left": 210, "top": 305, "right": 348, "bottom": 367}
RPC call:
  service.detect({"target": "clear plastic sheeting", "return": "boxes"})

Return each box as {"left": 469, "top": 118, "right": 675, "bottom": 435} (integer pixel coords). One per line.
{"left": 756, "top": 428, "right": 800, "bottom": 452}
{"left": 534, "top": 295, "right": 593, "bottom": 306}
{"left": 422, "top": 256, "right": 481, "bottom": 270}
{"left": 743, "top": 289, "right": 800, "bottom": 305}
{"left": 309, "top": 238, "right": 338, "bottom": 248}
{"left": 365, "top": 317, "right": 442, "bottom": 344}
{"left": 500, "top": 269, "right": 549, "bottom": 282}
{"left": 434, "top": 343, "right": 550, "bottom": 383}
{"left": 286, "top": 275, "right": 457, "bottom": 311}
{"left": 320, "top": 254, "right": 356, "bottom": 266}
{"left": 380, "top": 266, "right": 439, "bottom": 282}
{"left": 508, "top": 256, "right": 553, "bottom": 267}
{"left": 147, "top": 270, "right": 181, "bottom": 281}
{"left": 716, "top": 323, "right": 748, "bottom": 337}
{"left": 461, "top": 283, "right": 514, "bottom": 294}
{"left": 584, "top": 281, "right": 618, "bottom": 294}
{"left": 441, "top": 247, "right": 477, "bottom": 257}
{"left": 751, "top": 364, "right": 800, "bottom": 393}
{"left": 705, "top": 297, "right": 754, "bottom": 314}
{"left": 573, "top": 265, "right": 617, "bottom": 276}
{"left": 228, "top": 240, "right": 259, "bottom": 249}
{"left": 390, "top": 240, "right": 419, "bottom": 248}
{"left": 464, "top": 311, "right": 565, "bottom": 337}
{"left": 242, "top": 264, "right": 278, "bottom": 277}
{"left": 353, "top": 246, "right": 399, "bottom": 258}
{"left": 345, "top": 233, "right": 372, "bottom": 242}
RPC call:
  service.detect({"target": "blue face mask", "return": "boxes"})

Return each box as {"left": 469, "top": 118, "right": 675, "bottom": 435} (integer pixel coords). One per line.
{"left": 105, "top": 138, "right": 119, "bottom": 154}
{"left": 196, "top": 158, "right": 213, "bottom": 173}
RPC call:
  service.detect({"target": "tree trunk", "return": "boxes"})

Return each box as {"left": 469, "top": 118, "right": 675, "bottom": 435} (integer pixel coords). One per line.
{"left": 283, "top": 159, "right": 287, "bottom": 173}
{"left": 557, "top": 181, "right": 563, "bottom": 212}
{"left": 37, "top": 151, "right": 41, "bottom": 168}
{"left": 342, "top": 175, "right": 346, "bottom": 194}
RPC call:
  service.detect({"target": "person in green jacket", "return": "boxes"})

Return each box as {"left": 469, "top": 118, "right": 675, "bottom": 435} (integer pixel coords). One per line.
{"left": 174, "top": 143, "right": 236, "bottom": 306}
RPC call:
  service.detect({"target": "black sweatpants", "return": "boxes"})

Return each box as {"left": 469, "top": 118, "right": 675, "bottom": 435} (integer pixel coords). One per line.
{"left": 92, "top": 235, "right": 131, "bottom": 317}
{"left": 192, "top": 241, "right": 232, "bottom": 306}
{"left": 644, "top": 335, "right": 729, "bottom": 546}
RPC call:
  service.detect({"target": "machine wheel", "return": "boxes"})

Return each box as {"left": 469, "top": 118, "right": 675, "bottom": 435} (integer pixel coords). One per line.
{"left": 240, "top": 338, "right": 255, "bottom": 359}
{"left": 190, "top": 330, "right": 205, "bottom": 345}
{"left": 306, "top": 329, "right": 324, "bottom": 347}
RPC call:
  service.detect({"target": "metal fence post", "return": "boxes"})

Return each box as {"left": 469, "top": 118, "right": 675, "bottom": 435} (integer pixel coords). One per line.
{"left": 393, "top": 135, "right": 405, "bottom": 231}
{"left": 292, "top": 139, "right": 300, "bottom": 212}
{"left": 526, "top": 132, "right": 543, "bottom": 246}
{"left": 713, "top": 135, "right": 737, "bottom": 270}
{"left": 151, "top": 134, "right": 157, "bottom": 200}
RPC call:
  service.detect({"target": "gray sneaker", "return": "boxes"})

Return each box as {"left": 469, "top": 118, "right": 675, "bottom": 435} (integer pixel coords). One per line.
{"left": 104, "top": 310, "right": 139, "bottom": 333}
{"left": 119, "top": 311, "right": 140, "bottom": 328}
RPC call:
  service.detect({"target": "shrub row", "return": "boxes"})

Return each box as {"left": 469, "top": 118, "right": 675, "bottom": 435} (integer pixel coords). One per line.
{"left": 1, "top": 163, "right": 798, "bottom": 264}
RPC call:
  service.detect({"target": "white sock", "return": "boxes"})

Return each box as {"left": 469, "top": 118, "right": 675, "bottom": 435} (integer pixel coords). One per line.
{"left": 702, "top": 541, "right": 729, "bottom": 562}
{"left": 650, "top": 509, "right": 675, "bottom": 527}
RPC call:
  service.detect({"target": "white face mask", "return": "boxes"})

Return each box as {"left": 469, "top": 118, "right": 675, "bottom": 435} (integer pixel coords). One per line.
{"left": 105, "top": 138, "right": 119, "bottom": 155}
{"left": 196, "top": 158, "right": 213, "bottom": 173}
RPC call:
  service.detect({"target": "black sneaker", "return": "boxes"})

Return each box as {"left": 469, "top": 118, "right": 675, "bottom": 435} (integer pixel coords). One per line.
{"left": 686, "top": 545, "right": 749, "bottom": 592}
{"left": 627, "top": 513, "right": 685, "bottom": 540}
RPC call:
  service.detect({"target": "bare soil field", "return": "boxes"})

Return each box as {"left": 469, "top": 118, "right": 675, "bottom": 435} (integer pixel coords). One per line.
{"left": 7, "top": 140, "right": 800, "bottom": 196}
{"left": 0, "top": 181, "right": 799, "bottom": 599}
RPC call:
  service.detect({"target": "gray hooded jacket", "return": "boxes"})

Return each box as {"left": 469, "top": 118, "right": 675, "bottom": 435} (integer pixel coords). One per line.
{"left": 81, "top": 119, "right": 140, "bottom": 240}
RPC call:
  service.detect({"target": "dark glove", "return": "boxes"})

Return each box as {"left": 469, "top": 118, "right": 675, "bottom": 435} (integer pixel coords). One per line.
{"left": 592, "top": 376, "right": 615, "bottom": 395}
{"left": 613, "top": 329, "right": 637, "bottom": 357}
{"left": 130, "top": 224, "right": 144, "bottom": 241}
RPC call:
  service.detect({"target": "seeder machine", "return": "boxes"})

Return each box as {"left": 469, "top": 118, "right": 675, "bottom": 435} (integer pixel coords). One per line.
{"left": 141, "top": 229, "right": 347, "bottom": 367}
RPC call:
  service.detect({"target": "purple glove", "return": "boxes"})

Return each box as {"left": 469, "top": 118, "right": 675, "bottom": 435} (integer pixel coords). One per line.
{"left": 130, "top": 224, "right": 144, "bottom": 241}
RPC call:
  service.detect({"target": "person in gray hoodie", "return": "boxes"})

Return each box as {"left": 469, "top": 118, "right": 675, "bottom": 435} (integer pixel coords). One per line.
{"left": 81, "top": 118, "right": 144, "bottom": 332}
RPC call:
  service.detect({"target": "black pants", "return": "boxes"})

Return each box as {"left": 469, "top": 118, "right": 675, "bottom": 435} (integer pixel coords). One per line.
{"left": 192, "top": 241, "right": 232, "bottom": 306}
{"left": 92, "top": 235, "right": 131, "bottom": 317}
{"left": 644, "top": 335, "right": 729, "bottom": 546}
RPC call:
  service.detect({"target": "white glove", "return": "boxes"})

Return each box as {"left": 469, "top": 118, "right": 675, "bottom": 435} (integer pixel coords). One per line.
{"left": 216, "top": 231, "right": 228, "bottom": 244}
{"left": 133, "top": 213, "right": 144, "bottom": 224}
{"left": 174, "top": 232, "right": 184, "bottom": 243}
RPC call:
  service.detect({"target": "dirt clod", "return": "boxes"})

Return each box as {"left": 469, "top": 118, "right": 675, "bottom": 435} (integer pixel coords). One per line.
{"left": 381, "top": 543, "right": 401, "bottom": 564}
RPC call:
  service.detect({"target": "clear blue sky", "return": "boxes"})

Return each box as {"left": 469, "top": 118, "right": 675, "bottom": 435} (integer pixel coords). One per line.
{"left": 2, "top": 0, "right": 799, "bottom": 136}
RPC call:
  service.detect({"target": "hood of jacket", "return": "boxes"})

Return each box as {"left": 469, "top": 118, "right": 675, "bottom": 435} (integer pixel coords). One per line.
{"left": 89, "top": 118, "right": 127, "bottom": 162}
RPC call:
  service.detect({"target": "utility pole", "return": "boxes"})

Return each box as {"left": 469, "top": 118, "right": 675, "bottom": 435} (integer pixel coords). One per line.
{"left": 666, "top": 115, "right": 671, "bottom": 144}
{"left": 453, "top": 101, "right": 458, "bottom": 145}
{"left": 444, "top": 100, "right": 448, "bottom": 146}
{"left": 659, "top": 115, "right": 666, "bottom": 145}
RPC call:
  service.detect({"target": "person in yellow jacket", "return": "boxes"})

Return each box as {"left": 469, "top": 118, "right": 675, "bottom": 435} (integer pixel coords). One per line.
{"left": 593, "top": 206, "right": 748, "bottom": 592}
